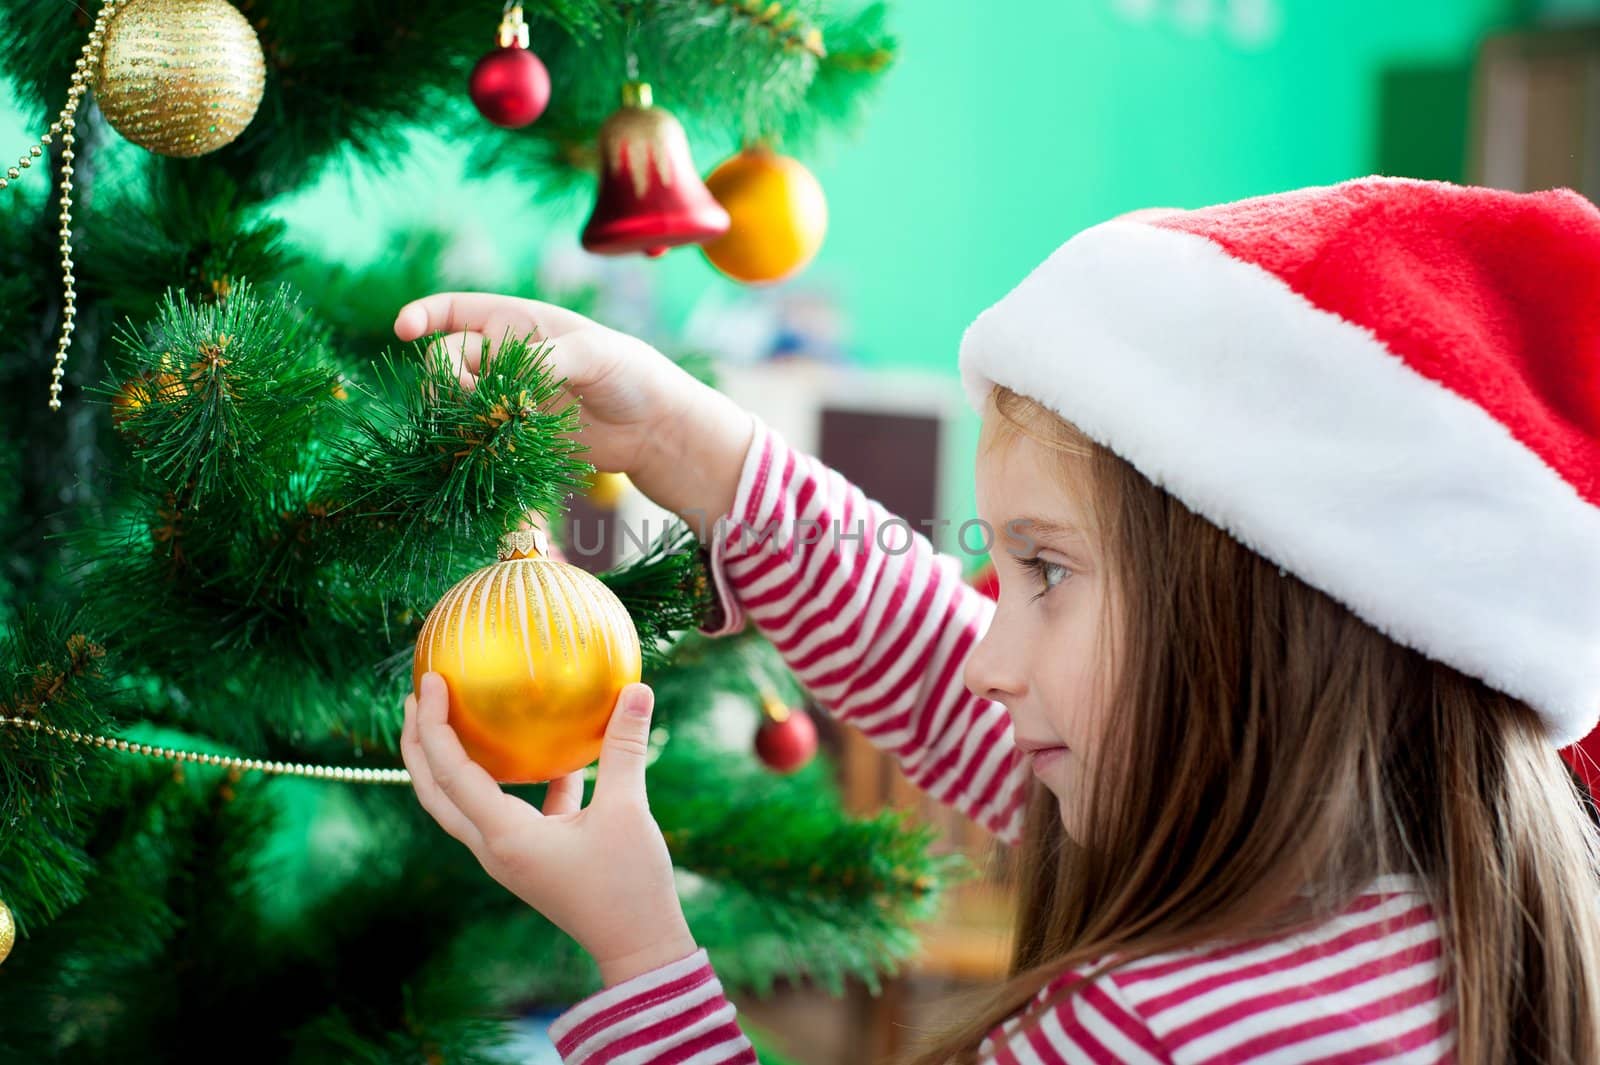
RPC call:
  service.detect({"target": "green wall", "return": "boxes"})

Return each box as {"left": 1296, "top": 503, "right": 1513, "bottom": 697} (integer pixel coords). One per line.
{"left": 805, "top": 0, "right": 1517, "bottom": 374}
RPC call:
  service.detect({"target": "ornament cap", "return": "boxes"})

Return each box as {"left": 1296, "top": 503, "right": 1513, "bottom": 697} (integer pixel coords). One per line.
{"left": 498, "top": 526, "right": 551, "bottom": 561}
{"left": 760, "top": 692, "right": 791, "bottom": 723}
{"left": 622, "top": 81, "right": 654, "bottom": 109}
{"left": 497, "top": 3, "right": 531, "bottom": 49}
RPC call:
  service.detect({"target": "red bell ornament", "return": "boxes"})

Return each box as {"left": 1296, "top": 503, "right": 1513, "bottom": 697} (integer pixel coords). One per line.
{"left": 581, "top": 82, "right": 730, "bottom": 259}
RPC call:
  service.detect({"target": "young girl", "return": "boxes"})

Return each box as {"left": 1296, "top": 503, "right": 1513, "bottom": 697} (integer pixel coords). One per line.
{"left": 396, "top": 177, "right": 1600, "bottom": 1064}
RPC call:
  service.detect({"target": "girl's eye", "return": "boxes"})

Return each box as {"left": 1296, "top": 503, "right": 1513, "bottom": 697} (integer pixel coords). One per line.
{"left": 1018, "top": 556, "right": 1071, "bottom": 600}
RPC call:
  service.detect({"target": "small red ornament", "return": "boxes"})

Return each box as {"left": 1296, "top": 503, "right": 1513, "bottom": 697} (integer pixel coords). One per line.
{"left": 755, "top": 694, "right": 817, "bottom": 774}
{"left": 581, "top": 81, "right": 730, "bottom": 258}
{"left": 468, "top": 4, "right": 550, "bottom": 129}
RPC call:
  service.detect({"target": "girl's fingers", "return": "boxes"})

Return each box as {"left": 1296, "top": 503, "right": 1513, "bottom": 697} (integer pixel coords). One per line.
{"left": 394, "top": 292, "right": 594, "bottom": 345}
{"left": 426, "top": 330, "right": 490, "bottom": 389}
{"left": 592, "top": 683, "right": 656, "bottom": 810}
{"left": 433, "top": 328, "right": 617, "bottom": 425}
{"left": 413, "top": 672, "right": 529, "bottom": 839}
{"left": 541, "top": 771, "right": 586, "bottom": 816}
{"left": 395, "top": 293, "right": 520, "bottom": 342}
{"left": 416, "top": 320, "right": 605, "bottom": 401}
{"left": 401, "top": 693, "right": 484, "bottom": 849}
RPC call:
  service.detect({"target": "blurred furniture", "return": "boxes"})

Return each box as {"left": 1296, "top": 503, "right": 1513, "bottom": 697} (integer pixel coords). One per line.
{"left": 1471, "top": 24, "right": 1600, "bottom": 197}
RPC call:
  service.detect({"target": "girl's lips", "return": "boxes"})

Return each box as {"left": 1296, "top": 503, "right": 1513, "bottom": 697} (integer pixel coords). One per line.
{"left": 1026, "top": 746, "right": 1068, "bottom": 773}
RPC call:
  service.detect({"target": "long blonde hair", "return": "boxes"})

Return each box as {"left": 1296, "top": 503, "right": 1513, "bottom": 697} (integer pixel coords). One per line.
{"left": 898, "top": 385, "right": 1600, "bottom": 1065}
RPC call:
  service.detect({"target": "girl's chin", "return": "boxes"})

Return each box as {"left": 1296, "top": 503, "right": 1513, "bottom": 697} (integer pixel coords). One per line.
{"left": 1031, "top": 752, "right": 1084, "bottom": 835}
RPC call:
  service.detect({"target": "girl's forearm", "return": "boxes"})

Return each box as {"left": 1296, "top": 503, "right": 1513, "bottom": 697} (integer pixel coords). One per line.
{"left": 634, "top": 384, "right": 757, "bottom": 539}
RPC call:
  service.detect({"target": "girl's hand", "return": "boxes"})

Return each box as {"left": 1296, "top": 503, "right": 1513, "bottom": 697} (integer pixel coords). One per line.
{"left": 393, "top": 292, "right": 753, "bottom": 528}
{"left": 401, "top": 672, "right": 697, "bottom": 987}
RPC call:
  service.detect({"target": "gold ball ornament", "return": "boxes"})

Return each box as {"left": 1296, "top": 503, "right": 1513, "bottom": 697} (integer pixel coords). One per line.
{"left": 94, "top": 0, "right": 267, "bottom": 158}
{"left": 111, "top": 370, "right": 184, "bottom": 427}
{"left": 584, "top": 471, "right": 632, "bottom": 510}
{"left": 0, "top": 897, "right": 13, "bottom": 964}
{"left": 701, "top": 147, "right": 828, "bottom": 284}
{"left": 413, "top": 528, "right": 642, "bottom": 783}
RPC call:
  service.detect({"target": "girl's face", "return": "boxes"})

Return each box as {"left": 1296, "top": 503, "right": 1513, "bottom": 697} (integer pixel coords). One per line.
{"left": 965, "top": 408, "right": 1119, "bottom": 835}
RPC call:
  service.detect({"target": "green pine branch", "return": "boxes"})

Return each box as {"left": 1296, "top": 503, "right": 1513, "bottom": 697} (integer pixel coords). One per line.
{"left": 783, "top": 3, "right": 896, "bottom": 146}
{"left": 95, "top": 281, "right": 341, "bottom": 509}
{"left": 69, "top": 281, "right": 705, "bottom": 754}
{"left": 597, "top": 522, "right": 715, "bottom": 672}
{"left": 0, "top": 607, "right": 964, "bottom": 1058}
{"left": 321, "top": 330, "right": 589, "bottom": 583}
{"left": 0, "top": 609, "right": 123, "bottom": 930}
{"left": 82, "top": 164, "right": 297, "bottom": 324}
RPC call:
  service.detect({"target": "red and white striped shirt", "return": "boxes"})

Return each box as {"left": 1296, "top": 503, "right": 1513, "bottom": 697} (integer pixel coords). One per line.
{"left": 548, "top": 417, "right": 1455, "bottom": 1064}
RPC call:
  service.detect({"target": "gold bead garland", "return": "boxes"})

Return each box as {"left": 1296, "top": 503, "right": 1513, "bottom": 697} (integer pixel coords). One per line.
{"left": 0, "top": 714, "right": 413, "bottom": 784}
{"left": 0, "top": 0, "right": 123, "bottom": 411}
{"left": 0, "top": 713, "right": 665, "bottom": 784}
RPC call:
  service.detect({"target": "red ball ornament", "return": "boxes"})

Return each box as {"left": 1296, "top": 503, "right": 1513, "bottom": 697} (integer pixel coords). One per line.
{"left": 755, "top": 695, "right": 818, "bottom": 774}
{"left": 468, "top": 5, "right": 550, "bottom": 129}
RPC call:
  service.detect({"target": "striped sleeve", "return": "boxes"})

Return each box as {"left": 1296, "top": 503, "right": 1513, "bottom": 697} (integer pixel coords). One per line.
{"left": 547, "top": 948, "right": 757, "bottom": 1065}
{"left": 980, "top": 969, "right": 1172, "bottom": 1064}
{"left": 697, "top": 415, "right": 1029, "bottom": 844}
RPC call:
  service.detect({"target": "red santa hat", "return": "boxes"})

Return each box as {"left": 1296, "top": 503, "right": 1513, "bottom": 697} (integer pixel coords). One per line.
{"left": 958, "top": 176, "right": 1600, "bottom": 747}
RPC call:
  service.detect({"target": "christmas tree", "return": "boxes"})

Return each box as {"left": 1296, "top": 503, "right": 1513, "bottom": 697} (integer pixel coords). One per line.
{"left": 0, "top": 2, "right": 968, "bottom": 1060}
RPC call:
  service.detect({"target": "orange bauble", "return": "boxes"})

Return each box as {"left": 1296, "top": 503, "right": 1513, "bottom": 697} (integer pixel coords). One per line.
{"left": 701, "top": 147, "right": 828, "bottom": 284}
{"left": 412, "top": 528, "right": 642, "bottom": 783}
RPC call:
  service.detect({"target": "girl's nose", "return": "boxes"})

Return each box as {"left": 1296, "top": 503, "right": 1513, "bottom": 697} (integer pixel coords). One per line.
{"left": 964, "top": 624, "right": 1027, "bottom": 705}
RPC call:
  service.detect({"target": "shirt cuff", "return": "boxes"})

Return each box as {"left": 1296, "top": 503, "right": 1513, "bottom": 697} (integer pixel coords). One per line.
{"left": 547, "top": 947, "right": 722, "bottom": 1061}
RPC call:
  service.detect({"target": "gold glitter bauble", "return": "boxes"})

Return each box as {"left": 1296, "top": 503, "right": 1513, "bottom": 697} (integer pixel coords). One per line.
{"left": 94, "top": 0, "right": 267, "bottom": 158}
{"left": 413, "top": 529, "right": 642, "bottom": 784}
{"left": 0, "top": 897, "right": 13, "bottom": 965}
